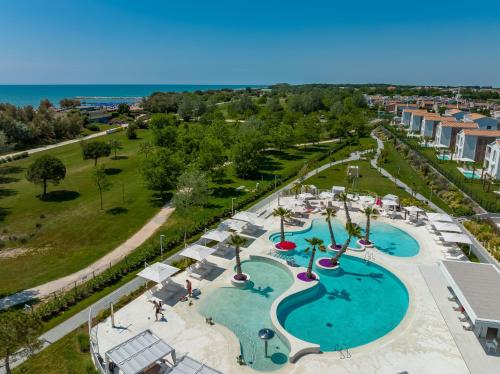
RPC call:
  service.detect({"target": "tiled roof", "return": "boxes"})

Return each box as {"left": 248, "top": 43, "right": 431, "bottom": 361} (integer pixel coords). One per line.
{"left": 462, "top": 129, "right": 500, "bottom": 137}
{"left": 468, "top": 113, "right": 486, "bottom": 120}
{"left": 440, "top": 121, "right": 478, "bottom": 129}
{"left": 446, "top": 109, "right": 463, "bottom": 114}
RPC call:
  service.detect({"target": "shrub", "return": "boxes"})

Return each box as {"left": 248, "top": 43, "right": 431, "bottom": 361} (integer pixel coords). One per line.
{"left": 86, "top": 124, "right": 100, "bottom": 132}
{"left": 126, "top": 124, "right": 138, "bottom": 139}
{"left": 77, "top": 333, "right": 90, "bottom": 352}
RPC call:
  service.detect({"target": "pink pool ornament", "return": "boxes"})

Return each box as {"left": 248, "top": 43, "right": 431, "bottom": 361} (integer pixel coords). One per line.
{"left": 275, "top": 241, "right": 296, "bottom": 251}
{"left": 297, "top": 271, "right": 319, "bottom": 282}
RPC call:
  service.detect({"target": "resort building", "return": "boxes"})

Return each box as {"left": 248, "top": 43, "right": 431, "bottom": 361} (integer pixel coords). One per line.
{"left": 463, "top": 113, "right": 499, "bottom": 130}
{"left": 454, "top": 129, "right": 500, "bottom": 162}
{"left": 409, "top": 110, "right": 428, "bottom": 132}
{"left": 483, "top": 140, "right": 500, "bottom": 180}
{"left": 444, "top": 108, "right": 466, "bottom": 121}
{"left": 420, "top": 114, "right": 445, "bottom": 139}
{"left": 401, "top": 108, "right": 419, "bottom": 126}
{"left": 434, "top": 121, "right": 478, "bottom": 148}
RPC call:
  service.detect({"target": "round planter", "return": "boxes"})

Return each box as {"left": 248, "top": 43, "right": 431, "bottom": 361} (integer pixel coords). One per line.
{"left": 327, "top": 244, "right": 343, "bottom": 252}
{"left": 297, "top": 271, "right": 319, "bottom": 282}
{"left": 275, "top": 245, "right": 295, "bottom": 256}
{"left": 357, "top": 239, "right": 374, "bottom": 248}
{"left": 231, "top": 273, "right": 250, "bottom": 287}
{"left": 316, "top": 258, "right": 340, "bottom": 270}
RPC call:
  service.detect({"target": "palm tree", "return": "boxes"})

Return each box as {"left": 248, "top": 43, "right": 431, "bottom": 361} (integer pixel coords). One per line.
{"left": 304, "top": 237, "right": 326, "bottom": 279}
{"left": 290, "top": 182, "right": 302, "bottom": 198}
{"left": 322, "top": 208, "right": 338, "bottom": 248}
{"left": 230, "top": 234, "right": 247, "bottom": 281}
{"left": 362, "top": 206, "right": 379, "bottom": 244}
{"left": 338, "top": 192, "right": 352, "bottom": 225}
{"left": 272, "top": 207, "right": 293, "bottom": 242}
{"left": 331, "top": 222, "right": 361, "bottom": 265}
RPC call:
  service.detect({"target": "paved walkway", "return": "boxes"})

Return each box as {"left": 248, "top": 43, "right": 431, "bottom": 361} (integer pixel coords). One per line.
{"left": 0, "top": 203, "right": 175, "bottom": 310}
{"left": 1, "top": 125, "right": 124, "bottom": 159}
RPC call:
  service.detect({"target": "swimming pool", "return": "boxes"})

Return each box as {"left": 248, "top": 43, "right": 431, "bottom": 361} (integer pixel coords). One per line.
{"left": 277, "top": 255, "right": 409, "bottom": 351}
{"left": 437, "top": 154, "right": 451, "bottom": 161}
{"left": 197, "top": 259, "right": 292, "bottom": 371}
{"left": 461, "top": 170, "right": 481, "bottom": 180}
{"left": 270, "top": 219, "right": 420, "bottom": 257}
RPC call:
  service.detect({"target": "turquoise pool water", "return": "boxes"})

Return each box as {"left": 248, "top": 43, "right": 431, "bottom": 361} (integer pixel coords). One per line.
{"left": 461, "top": 170, "right": 481, "bottom": 180}
{"left": 270, "top": 219, "right": 420, "bottom": 257}
{"left": 437, "top": 154, "right": 451, "bottom": 160}
{"left": 277, "top": 255, "right": 409, "bottom": 351}
{"left": 197, "top": 259, "right": 292, "bottom": 371}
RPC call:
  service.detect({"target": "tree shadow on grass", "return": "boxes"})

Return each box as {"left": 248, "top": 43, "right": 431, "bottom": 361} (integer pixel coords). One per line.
{"left": 0, "top": 207, "right": 11, "bottom": 221}
{"left": 0, "top": 165, "right": 24, "bottom": 175}
{"left": 106, "top": 206, "right": 128, "bottom": 215}
{"left": 149, "top": 192, "right": 172, "bottom": 207}
{"left": 0, "top": 188, "right": 17, "bottom": 199}
{"left": 0, "top": 175, "right": 20, "bottom": 184}
{"left": 105, "top": 168, "right": 122, "bottom": 175}
{"left": 112, "top": 156, "right": 129, "bottom": 160}
{"left": 211, "top": 187, "right": 245, "bottom": 199}
{"left": 259, "top": 156, "right": 284, "bottom": 172}
{"left": 41, "top": 190, "right": 80, "bottom": 202}
{"left": 265, "top": 149, "right": 303, "bottom": 161}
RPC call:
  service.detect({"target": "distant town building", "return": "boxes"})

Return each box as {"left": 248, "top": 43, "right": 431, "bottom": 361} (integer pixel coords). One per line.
{"left": 463, "top": 113, "right": 499, "bottom": 130}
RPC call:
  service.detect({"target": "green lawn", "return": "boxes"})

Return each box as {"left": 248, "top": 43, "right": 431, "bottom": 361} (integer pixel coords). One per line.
{"left": 13, "top": 325, "right": 96, "bottom": 374}
{"left": 0, "top": 129, "right": 159, "bottom": 296}
{"left": 381, "top": 142, "right": 452, "bottom": 213}
{"left": 304, "top": 159, "right": 414, "bottom": 199}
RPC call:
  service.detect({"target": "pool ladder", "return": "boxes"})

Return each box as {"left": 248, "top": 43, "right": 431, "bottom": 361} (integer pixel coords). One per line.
{"left": 336, "top": 344, "right": 351, "bottom": 359}
{"left": 364, "top": 250, "right": 374, "bottom": 263}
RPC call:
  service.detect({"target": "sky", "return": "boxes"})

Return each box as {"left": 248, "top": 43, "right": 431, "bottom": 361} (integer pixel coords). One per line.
{"left": 1, "top": 0, "right": 500, "bottom": 86}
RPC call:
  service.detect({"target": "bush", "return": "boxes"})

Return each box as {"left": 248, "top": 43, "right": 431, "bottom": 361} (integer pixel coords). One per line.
{"left": 86, "top": 124, "right": 100, "bottom": 132}
{"left": 77, "top": 333, "right": 90, "bottom": 352}
{"left": 126, "top": 124, "right": 138, "bottom": 139}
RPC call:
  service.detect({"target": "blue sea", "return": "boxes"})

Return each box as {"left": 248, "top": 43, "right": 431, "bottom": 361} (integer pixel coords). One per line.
{"left": 0, "top": 84, "right": 266, "bottom": 107}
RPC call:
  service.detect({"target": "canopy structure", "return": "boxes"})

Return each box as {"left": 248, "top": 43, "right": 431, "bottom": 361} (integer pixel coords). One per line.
{"left": 332, "top": 186, "right": 346, "bottom": 195}
{"left": 457, "top": 157, "right": 475, "bottom": 163}
{"left": 441, "top": 261, "right": 500, "bottom": 336}
{"left": 381, "top": 199, "right": 398, "bottom": 207}
{"left": 359, "top": 195, "right": 375, "bottom": 204}
{"left": 432, "top": 222, "right": 462, "bottom": 233}
{"left": 302, "top": 184, "right": 317, "bottom": 193}
{"left": 169, "top": 355, "right": 222, "bottom": 374}
{"left": 319, "top": 191, "right": 334, "bottom": 199}
{"left": 298, "top": 192, "right": 315, "bottom": 200}
{"left": 440, "top": 232, "right": 473, "bottom": 244}
{"left": 404, "top": 206, "right": 424, "bottom": 213}
{"left": 427, "top": 213, "right": 453, "bottom": 223}
{"left": 105, "top": 330, "right": 175, "bottom": 374}
{"left": 180, "top": 244, "right": 217, "bottom": 262}
{"left": 137, "top": 263, "right": 180, "bottom": 284}
{"left": 383, "top": 194, "right": 399, "bottom": 202}
{"left": 232, "top": 211, "right": 264, "bottom": 227}
{"left": 220, "top": 218, "right": 247, "bottom": 232}
{"left": 202, "top": 230, "right": 232, "bottom": 243}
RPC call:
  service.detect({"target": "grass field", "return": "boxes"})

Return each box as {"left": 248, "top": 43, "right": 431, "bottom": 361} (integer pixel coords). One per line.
{"left": 13, "top": 325, "right": 96, "bottom": 374}
{"left": 380, "top": 142, "right": 452, "bottom": 213}
{"left": 304, "top": 159, "right": 414, "bottom": 199}
{"left": 0, "top": 129, "right": 159, "bottom": 296}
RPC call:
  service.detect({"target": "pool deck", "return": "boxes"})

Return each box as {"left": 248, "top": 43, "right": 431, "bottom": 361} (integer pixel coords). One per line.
{"left": 93, "top": 198, "right": 497, "bottom": 373}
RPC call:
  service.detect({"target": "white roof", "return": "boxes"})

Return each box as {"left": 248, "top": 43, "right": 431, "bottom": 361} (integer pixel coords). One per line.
{"left": 383, "top": 194, "right": 399, "bottom": 201}
{"left": 426, "top": 213, "right": 453, "bottom": 223}
{"left": 106, "top": 330, "right": 174, "bottom": 374}
{"left": 232, "top": 211, "right": 264, "bottom": 226}
{"left": 457, "top": 157, "right": 475, "bottom": 163}
{"left": 137, "top": 263, "right": 180, "bottom": 284}
{"left": 432, "top": 222, "right": 462, "bottom": 233}
{"left": 169, "top": 355, "right": 222, "bottom": 374}
{"left": 220, "top": 218, "right": 247, "bottom": 231}
{"left": 381, "top": 199, "right": 398, "bottom": 206}
{"left": 441, "top": 232, "right": 473, "bottom": 244}
{"left": 180, "top": 244, "right": 217, "bottom": 261}
{"left": 404, "top": 205, "right": 424, "bottom": 213}
{"left": 298, "top": 192, "right": 315, "bottom": 200}
{"left": 319, "top": 191, "right": 334, "bottom": 199}
{"left": 332, "top": 186, "right": 346, "bottom": 193}
{"left": 201, "top": 230, "right": 231, "bottom": 243}
{"left": 359, "top": 195, "right": 375, "bottom": 204}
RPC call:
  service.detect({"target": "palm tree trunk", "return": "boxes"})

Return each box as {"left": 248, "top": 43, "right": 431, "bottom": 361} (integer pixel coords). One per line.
{"left": 5, "top": 352, "right": 10, "bottom": 374}
{"left": 307, "top": 247, "right": 316, "bottom": 279}
{"left": 235, "top": 246, "right": 242, "bottom": 277}
{"left": 343, "top": 200, "right": 351, "bottom": 224}
{"left": 327, "top": 219, "right": 336, "bottom": 247}
{"left": 365, "top": 216, "right": 371, "bottom": 242}
{"left": 332, "top": 236, "right": 351, "bottom": 263}
{"left": 280, "top": 218, "right": 285, "bottom": 242}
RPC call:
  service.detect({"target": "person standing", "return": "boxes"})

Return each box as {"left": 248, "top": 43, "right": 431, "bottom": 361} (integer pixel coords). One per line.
{"left": 186, "top": 279, "right": 192, "bottom": 298}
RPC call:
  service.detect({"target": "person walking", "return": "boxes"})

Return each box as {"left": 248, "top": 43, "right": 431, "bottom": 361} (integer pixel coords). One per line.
{"left": 186, "top": 279, "right": 192, "bottom": 298}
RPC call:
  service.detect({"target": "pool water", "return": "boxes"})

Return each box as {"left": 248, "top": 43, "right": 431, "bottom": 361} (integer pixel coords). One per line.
{"left": 276, "top": 255, "right": 409, "bottom": 351}
{"left": 436, "top": 154, "right": 451, "bottom": 160}
{"left": 197, "top": 259, "right": 292, "bottom": 371}
{"left": 462, "top": 170, "right": 481, "bottom": 180}
{"left": 270, "top": 219, "right": 420, "bottom": 257}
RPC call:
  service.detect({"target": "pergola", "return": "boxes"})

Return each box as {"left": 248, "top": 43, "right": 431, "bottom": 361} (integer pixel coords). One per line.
{"left": 137, "top": 263, "right": 180, "bottom": 284}
{"left": 427, "top": 213, "right": 453, "bottom": 223}
{"left": 432, "top": 222, "right": 462, "bottom": 233}
{"left": 180, "top": 244, "right": 217, "bottom": 262}
{"left": 440, "top": 232, "right": 473, "bottom": 245}
{"left": 201, "top": 229, "right": 232, "bottom": 243}
{"left": 232, "top": 211, "right": 265, "bottom": 227}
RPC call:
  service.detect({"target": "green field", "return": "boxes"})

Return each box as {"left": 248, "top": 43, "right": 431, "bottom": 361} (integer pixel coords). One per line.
{"left": 304, "top": 159, "right": 414, "bottom": 199}
{"left": 381, "top": 142, "right": 452, "bottom": 213}
{"left": 0, "top": 130, "right": 159, "bottom": 296}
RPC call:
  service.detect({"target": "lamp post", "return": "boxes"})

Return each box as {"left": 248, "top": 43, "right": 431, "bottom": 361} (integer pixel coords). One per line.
{"left": 231, "top": 198, "right": 236, "bottom": 216}
{"left": 258, "top": 328, "right": 275, "bottom": 358}
{"left": 160, "top": 234, "right": 165, "bottom": 259}
{"left": 274, "top": 175, "right": 277, "bottom": 190}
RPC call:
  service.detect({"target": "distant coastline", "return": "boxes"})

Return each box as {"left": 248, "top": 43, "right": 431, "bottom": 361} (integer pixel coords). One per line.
{"left": 0, "top": 84, "right": 267, "bottom": 107}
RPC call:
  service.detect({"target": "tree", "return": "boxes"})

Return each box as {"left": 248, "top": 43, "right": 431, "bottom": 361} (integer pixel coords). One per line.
{"left": 197, "top": 135, "right": 226, "bottom": 181}
{"left": 0, "top": 311, "right": 42, "bottom": 374}
{"left": 230, "top": 234, "right": 247, "bottom": 281}
{"left": 59, "top": 98, "right": 81, "bottom": 109}
{"left": 126, "top": 123, "right": 138, "bottom": 139}
{"left": 117, "top": 103, "right": 131, "bottom": 115}
{"left": 172, "top": 169, "right": 209, "bottom": 210}
{"left": 322, "top": 208, "right": 338, "bottom": 248}
{"left": 362, "top": 206, "right": 379, "bottom": 243}
{"left": 338, "top": 192, "right": 352, "bottom": 225}
{"left": 108, "top": 139, "right": 123, "bottom": 159}
{"left": 138, "top": 141, "right": 154, "bottom": 158}
{"left": 272, "top": 207, "right": 293, "bottom": 242}
{"left": 330, "top": 222, "right": 361, "bottom": 266}
{"left": 304, "top": 237, "right": 326, "bottom": 279}
{"left": 92, "top": 164, "right": 112, "bottom": 210}
{"left": 140, "top": 149, "right": 183, "bottom": 200}
{"left": 26, "top": 155, "right": 66, "bottom": 198}
{"left": 81, "top": 140, "right": 111, "bottom": 166}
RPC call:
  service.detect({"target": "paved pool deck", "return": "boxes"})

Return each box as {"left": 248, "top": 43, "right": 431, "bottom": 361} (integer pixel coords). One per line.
{"left": 94, "top": 199, "right": 494, "bottom": 373}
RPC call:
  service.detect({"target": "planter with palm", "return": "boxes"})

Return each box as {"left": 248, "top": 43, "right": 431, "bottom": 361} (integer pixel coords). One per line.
{"left": 299, "top": 237, "right": 325, "bottom": 281}
{"left": 359, "top": 206, "right": 379, "bottom": 247}
{"left": 272, "top": 207, "right": 293, "bottom": 244}
{"left": 229, "top": 234, "right": 249, "bottom": 285}
{"left": 322, "top": 208, "right": 341, "bottom": 251}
